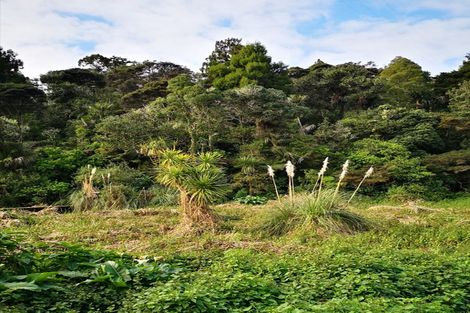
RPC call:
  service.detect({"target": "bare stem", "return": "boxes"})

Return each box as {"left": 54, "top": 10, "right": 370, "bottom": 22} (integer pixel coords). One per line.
{"left": 292, "top": 179, "right": 295, "bottom": 201}
{"left": 288, "top": 177, "right": 294, "bottom": 204}
{"left": 315, "top": 174, "right": 324, "bottom": 204}
{"left": 330, "top": 178, "right": 343, "bottom": 209}
{"left": 310, "top": 175, "right": 320, "bottom": 196}
{"left": 271, "top": 176, "right": 281, "bottom": 203}
{"left": 348, "top": 176, "right": 366, "bottom": 204}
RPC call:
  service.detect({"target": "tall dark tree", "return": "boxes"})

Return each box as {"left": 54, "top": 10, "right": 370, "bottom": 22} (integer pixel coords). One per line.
{"left": 0, "top": 47, "right": 26, "bottom": 83}
{"left": 106, "top": 61, "right": 192, "bottom": 109}
{"left": 433, "top": 54, "right": 470, "bottom": 109}
{"left": 40, "top": 68, "right": 105, "bottom": 131}
{"left": 40, "top": 68, "right": 106, "bottom": 88}
{"left": 294, "top": 62, "right": 381, "bottom": 123}
{"left": 222, "top": 85, "right": 303, "bottom": 142}
{"left": 150, "top": 74, "right": 225, "bottom": 154}
{"left": 78, "top": 54, "right": 132, "bottom": 72}
{"left": 0, "top": 48, "right": 45, "bottom": 143}
{"left": 201, "top": 38, "right": 243, "bottom": 75}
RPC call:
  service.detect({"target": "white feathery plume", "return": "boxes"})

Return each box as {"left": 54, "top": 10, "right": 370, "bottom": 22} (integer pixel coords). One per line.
{"left": 267, "top": 165, "right": 275, "bottom": 177}
{"left": 339, "top": 160, "right": 350, "bottom": 181}
{"left": 331, "top": 160, "right": 350, "bottom": 208}
{"left": 365, "top": 166, "right": 374, "bottom": 178}
{"left": 91, "top": 167, "right": 97, "bottom": 176}
{"left": 285, "top": 161, "right": 295, "bottom": 178}
{"left": 314, "top": 157, "right": 329, "bottom": 203}
{"left": 285, "top": 160, "right": 295, "bottom": 202}
{"left": 318, "top": 157, "right": 329, "bottom": 176}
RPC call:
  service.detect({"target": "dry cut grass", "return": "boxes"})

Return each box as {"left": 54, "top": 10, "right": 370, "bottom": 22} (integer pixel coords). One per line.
{"left": 1, "top": 195, "right": 469, "bottom": 256}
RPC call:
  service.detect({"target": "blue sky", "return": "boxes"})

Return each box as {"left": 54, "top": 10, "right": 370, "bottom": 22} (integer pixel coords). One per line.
{"left": 2, "top": 0, "right": 470, "bottom": 77}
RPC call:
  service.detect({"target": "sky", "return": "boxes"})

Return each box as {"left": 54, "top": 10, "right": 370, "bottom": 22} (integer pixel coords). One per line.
{"left": 1, "top": 0, "right": 470, "bottom": 78}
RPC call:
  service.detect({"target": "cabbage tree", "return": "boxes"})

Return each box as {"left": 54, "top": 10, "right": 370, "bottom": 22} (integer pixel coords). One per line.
{"left": 144, "top": 146, "right": 227, "bottom": 230}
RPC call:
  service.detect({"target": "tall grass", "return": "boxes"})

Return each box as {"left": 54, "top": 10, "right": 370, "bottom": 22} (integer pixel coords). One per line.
{"left": 261, "top": 159, "right": 373, "bottom": 236}
{"left": 261, "top": 191, "right": 370, "bottom": 236}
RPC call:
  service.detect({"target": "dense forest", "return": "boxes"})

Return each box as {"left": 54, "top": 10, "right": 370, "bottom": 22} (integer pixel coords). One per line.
{"left": 0, "top": 38, "right": 469, "bottom": 208}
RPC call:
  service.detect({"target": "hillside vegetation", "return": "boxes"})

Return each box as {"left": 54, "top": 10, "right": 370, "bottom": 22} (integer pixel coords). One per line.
{"left": 1, "top": 39, "right": 469, "bottom": 312}
{"left": 0, "top": 40, "right": 469, "bottom": 209}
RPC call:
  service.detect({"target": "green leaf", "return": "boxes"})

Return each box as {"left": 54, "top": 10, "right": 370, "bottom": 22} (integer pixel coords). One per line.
{"left": 0, "top": 282, "right": 41, "bottom": 291}
{"left": 26, "top": 272, "right": 58, "bottom": 283}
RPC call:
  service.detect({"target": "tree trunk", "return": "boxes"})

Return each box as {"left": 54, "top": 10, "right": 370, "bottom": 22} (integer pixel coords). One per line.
{"left": 189, "top": 133, "right": 197, "bottom": 155}
{"left": 255, "top": 119, "right": 265, "bottom": 139}
{"left": 180, "top": 191, "right": 217, "bottom": 232}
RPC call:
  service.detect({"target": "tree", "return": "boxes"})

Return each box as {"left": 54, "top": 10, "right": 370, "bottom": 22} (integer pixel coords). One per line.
{"left": 378, "top": 56, "right": 432, "bottom": 108}
{"left": 424, "top": 149, "right": 470, "bottom": 191}
{"left": 152, "top": 75, "right": 225, "bottom": 154}
{"left": 347, "top": 138, "right": 433, "bottom": 186}
{"left": 287, "top": 66, "right": 309, "bottom": 79}
{"left": 232, "top": 141, "right": 268, "bottom": 195}
{"left": 144, "top": 148, "right": 228, "bottom": 231}
{"left": 222, "top": 85, "right": 303, "bottom": 143}
{"left": 74, "top": 101, "right": 120, "bottom": 148}
{"left": 447, "top": 80, "right": 470, "bottom": 114}
{"left": 0, "top": 116, "right": 23, "bottom": 166}
{"left": 78, "top": 54, "right": 132, "bottom": 72}
{"left": 40, "top": 68, "right": 106, "bottom": 88}
{"left": 294, "top": 62, "right": 381, "bottom": 122}
{"left": 95, "top": 105, "right": 165, "bottom": 160}
{"left": 201, "top": 38, "right": 243, "bottom": 75}
{"left": 341, "top": 105, "right": 444, "bottom": 154}
{"left": 105, "top": 61, "right": 192, "bottom": 109}
{"left": 0, "top": 47, "right": 25, "bottom": 83}
{"left": 434, "top": 54, "right": 470, "bottom": 98}
{"left": 0, "top": 82, "right": 45, "bottom": 143}
{"left": 40, "top": 69, "right": 105, "bottom": 132}
{"left": 206, "top": 43, "right": 291, "bottom": 92}
{"left": 0, "top": 48, "right": 45, "bottom": 175}
{"left": 120, "top": 80, "right": 168, "bottom": 109}
{"left": 438, "top": 81, "right": 470, "bottom": 149}
{"left": 0, "top": 47, "right": 45, "bottom": 143}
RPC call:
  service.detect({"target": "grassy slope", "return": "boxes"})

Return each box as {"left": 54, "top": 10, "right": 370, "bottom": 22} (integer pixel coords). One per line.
{"left": 4, "top": 196, "right": 469, "bottom": 256}
{"left": 1, "top": 196, "right": 469, "bottom": 312}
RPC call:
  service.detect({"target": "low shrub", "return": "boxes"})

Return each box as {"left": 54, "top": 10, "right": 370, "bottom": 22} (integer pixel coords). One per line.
{"left": 236, "top": 195, "right": 268, "bottom": 205}
{"left": 69, "top": 164, "right": 164, "bottom": 211}
{"left": 0, "top": 232, "right": 186, "bottom": 312}
{"left": 386, "top": 182, "right": 450, "bottom": 202}
{"left": 145, "top": 185, "right": 179, "bottom": 207}
{"left": 123, "top": 249, "right": 470, "bottom": 313}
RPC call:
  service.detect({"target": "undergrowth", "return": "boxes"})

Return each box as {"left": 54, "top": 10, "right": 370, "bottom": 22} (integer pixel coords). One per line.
{"left": 1, "top": 195, "right": 469, "bottom": 312}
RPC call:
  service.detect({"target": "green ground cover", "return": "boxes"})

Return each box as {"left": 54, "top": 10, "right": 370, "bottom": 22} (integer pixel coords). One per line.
{"left": 1, "top": 196, "right": 469, "bottom": 312}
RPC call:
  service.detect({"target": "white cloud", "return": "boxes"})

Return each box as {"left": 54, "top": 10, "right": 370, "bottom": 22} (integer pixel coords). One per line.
{"left": 1, "top": 0, "right": 469, "bottom": 78}
{"left": 301, "top": 18, "right": 470, "bottom": 74}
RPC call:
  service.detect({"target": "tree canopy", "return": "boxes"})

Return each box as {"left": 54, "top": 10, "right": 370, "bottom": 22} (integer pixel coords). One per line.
{"left": 0, "top": 42, "right": 468, "bottom": 206}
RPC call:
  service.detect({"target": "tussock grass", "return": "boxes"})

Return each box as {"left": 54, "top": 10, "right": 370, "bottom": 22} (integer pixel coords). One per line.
{"left": 260, "top": 190, "right": 371, "bottom": 236}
